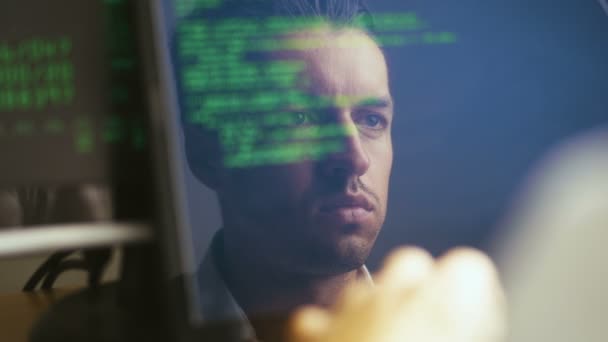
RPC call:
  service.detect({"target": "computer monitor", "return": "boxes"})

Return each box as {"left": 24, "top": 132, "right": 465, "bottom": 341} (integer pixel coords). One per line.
{"left": 141, "top": 0, "right": 608, "bottom": 339}
{"left": 0, "top": 0, "right": 148, "bottom": 188}
{"left": 0, "top": 0, "right": 155, "bottom": 231}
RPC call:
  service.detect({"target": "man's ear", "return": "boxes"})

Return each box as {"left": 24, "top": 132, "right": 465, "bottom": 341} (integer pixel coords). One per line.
{"left": 183, "top": 125, "right": 224, "bottom": 191}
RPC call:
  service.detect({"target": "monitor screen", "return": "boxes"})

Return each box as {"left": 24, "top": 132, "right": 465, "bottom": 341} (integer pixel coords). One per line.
{"left": 0, "top": 0, "right": 146, "bottom": 186}
{"left": 147, "top": 0, "right": 608, "bottom": 332}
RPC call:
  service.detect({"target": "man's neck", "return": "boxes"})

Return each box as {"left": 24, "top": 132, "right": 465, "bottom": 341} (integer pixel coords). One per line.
{"left": 217, "top": 229, "right": 359, "bottom": 317}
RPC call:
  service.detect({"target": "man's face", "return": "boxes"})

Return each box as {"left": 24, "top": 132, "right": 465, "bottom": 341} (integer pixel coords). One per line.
{"left": 217, "top": 28, "right": 393, "bottom": 275}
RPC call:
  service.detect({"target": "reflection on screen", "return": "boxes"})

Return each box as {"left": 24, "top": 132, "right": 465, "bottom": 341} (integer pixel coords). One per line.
{"left": 0, "top": 0, "right": 145, "bottom": 184}
{"left": 170, "top": 0, "right": 455, "bottom": 168}
{"left": 156, "top": 0, "right": 608, "bottom": 328}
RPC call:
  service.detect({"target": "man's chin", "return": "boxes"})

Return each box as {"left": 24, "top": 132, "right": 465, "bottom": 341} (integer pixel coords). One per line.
{"left": 270, "top": 223, "right": 379, "bottom": 275}
{"left": 291, "top": 239, "right": 374, "bottom": 275}
{"left": 291, "top": 258, "right": 366, "bottom": 276}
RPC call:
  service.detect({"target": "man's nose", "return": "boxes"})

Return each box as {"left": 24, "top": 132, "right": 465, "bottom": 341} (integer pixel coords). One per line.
{"left": 320, "top": 120, "right": 370, "bottom": 179}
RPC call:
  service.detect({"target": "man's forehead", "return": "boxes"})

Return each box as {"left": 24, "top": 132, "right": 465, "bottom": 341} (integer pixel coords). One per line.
{"left": 270, "top": 28, "right": 391, "bottom": 104}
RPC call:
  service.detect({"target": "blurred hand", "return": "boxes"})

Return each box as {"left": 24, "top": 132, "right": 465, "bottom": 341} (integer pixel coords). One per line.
{"left": 290, "top": 247, "right": 506, "bottom": 342}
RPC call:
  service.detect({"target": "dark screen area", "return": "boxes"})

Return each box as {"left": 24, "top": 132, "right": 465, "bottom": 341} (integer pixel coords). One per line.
{"left": 0, "top": 0, "right": 146, "bottom": 186}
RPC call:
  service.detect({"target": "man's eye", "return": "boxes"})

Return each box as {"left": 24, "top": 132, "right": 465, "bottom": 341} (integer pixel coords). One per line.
{"left": 358, "top": 113, "right": 386, "bottom": 129}
{"left": 293, "top": 112, "right": 308, "bottom": 125}
{"left": 289, "top": 111, "right": 315, "bottom": 126}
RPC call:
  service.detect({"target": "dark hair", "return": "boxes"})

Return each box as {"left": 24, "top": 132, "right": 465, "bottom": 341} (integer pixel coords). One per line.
{"left": 196, "top": 0, "right": 373, "bottom": 26}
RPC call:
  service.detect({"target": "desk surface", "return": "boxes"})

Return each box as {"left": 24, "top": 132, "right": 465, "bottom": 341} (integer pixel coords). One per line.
{"left": 0, "top": 289, "right": 77, "bottom": 342}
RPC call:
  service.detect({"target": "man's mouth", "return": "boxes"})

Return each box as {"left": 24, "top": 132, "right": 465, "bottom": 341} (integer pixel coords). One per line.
{"left": 318, "top": 194, "right": 374, "bottom": 225}
{"left": 320, "top": 194, "right": 374, "bottom": 211}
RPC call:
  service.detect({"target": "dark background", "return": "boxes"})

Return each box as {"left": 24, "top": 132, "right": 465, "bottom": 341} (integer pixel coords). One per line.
{"left": 367, "top": 0, "right": 608, "bottom": 269}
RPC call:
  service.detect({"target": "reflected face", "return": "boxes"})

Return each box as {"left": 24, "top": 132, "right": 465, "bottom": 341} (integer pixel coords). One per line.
{"left": 217, "top": 28, "right": 393, "bottom": 275}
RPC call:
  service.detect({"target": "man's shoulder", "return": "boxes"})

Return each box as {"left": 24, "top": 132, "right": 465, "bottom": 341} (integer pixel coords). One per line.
{"left": 185, "top": 230, "right": 259, "bottom": 340}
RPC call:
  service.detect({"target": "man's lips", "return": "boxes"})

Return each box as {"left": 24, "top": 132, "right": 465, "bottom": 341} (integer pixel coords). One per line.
{"left": 319, "top": 194, "right": 374, "bottom": 212}
{"left": 318, "top": 195, "right": 374, "bottom": 225}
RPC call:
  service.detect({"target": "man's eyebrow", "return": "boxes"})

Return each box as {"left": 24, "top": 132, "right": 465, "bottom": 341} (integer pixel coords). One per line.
{"left": 355, "top": 96, "right": 394, "bottom": 109}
